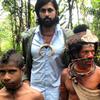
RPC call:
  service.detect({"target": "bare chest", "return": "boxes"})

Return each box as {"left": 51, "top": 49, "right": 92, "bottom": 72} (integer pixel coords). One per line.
{"left": 66, "top": 75, "right": 99, "bottom": 91}
{"left": 0, "top": 93, "right": 35, "bottom": 100}
{"left": 0, "top": 96, "right": 35, "bottom": 100}
{"left": 65, "top": 68, "right": 100, "bottom": 100}
{"left": 43, "top": 35, "right": 53, "bottom": 44}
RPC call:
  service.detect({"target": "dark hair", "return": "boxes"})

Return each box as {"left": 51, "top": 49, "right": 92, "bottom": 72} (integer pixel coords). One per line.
{"left": 35, "top": 0, "right": 59, "bottom": 17}
{"left": 0, "top": 49, "right": 24, "bottom": 69}
{"left": 68, "top": 41, "right": 98, "bottom": 60}
{"left": 73, "top": 24, "right": 89, "bottom": 34}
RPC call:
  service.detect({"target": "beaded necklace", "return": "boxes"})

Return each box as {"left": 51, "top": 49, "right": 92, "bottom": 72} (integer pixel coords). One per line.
{"left": 68, "top": 62, "right": 96, "bottom": 84}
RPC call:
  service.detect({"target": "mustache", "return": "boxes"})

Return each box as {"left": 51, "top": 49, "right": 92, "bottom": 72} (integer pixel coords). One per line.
{"left": 72, "top": 57, "right": 94, "bottom": 62}
{"left": 43, "top": 16, "right": 51, "bottom": 20}
{"left": 2, "top": 80, "right": 15, "bottom": 84}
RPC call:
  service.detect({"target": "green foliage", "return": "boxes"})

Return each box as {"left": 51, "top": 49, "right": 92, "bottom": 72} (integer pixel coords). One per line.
{"left": 95, "top": 43, "right": 100, "bottom": 66}
{"left": 91, "top": 0, "right": 100, "bottom": 40}
{"left": 2, "top": 0, "right": 18, "bottom": 14}
{"left": 30, "top": 5, "right": 36, "bottom": 27}
{"left": 92, "top": 0, "right": 100, "bottom": 7}
{"left": 0, "top": 0, "right": 100, "bottom": 55}
{"left": 0, "top": 19, "right": 13, "bottom": 55}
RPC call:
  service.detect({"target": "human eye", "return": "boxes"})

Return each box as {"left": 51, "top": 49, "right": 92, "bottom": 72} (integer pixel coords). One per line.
{"left": 0, "top": 70, "right": 6, "bottom": 75}
{"left": 48, "top": 8, "right": 54, "bottom": 13}
{"left": 8, "top": 70, "right": 17, "bottom": 74}
{"left": 84, "top": 50, "right": 89, "bottom": 54}
{"left": 40, "top": 8, "right": 46, "bottom": 13}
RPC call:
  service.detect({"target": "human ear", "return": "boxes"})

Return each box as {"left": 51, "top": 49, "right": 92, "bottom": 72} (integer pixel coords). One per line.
{"left": 21, "top": 66, "right": 26, "bottom": 74}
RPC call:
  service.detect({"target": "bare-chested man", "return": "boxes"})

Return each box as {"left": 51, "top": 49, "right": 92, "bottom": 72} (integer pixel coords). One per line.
{"left": 0, "top": 49, "right": 44, "bottom": 100}
{"left": 60, "top": 29, "right": 100, "bottom": 100}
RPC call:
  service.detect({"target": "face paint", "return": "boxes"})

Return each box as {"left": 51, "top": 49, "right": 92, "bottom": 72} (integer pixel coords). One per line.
{"left": 74, "top": 44, "right": 95, "bottom": 67}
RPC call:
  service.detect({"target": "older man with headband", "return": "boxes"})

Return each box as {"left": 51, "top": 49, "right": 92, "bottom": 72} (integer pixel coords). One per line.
{"left": 60, "top": 29, "right": 100, "bottom": 100}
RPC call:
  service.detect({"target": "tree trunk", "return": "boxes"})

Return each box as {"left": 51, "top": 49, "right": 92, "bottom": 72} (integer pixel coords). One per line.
{"left": 27, "top": 0, "right": 31, "bottom": 29}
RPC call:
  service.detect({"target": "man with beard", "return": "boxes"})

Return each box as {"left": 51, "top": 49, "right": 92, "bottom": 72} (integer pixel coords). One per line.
{"left": 0, "top": 49, "right": 44, "bottom": 100}
{"left": 60, "top": 30, "right": 100, "bottom": 100}
{"left": 22, "top": 0, "right": 73, "bottom": 100}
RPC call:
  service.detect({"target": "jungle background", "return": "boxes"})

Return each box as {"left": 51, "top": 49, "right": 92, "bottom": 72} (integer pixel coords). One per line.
{"left": 0, "top": 0, "right": 100, "bottom": 53}
{"left": 0, "top": 0, "right": 100, "bottom": 87}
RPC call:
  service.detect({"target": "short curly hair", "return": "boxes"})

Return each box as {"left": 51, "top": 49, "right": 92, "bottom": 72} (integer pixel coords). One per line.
{"left": 0, "top": 49, "right": 24, "bottom": 69}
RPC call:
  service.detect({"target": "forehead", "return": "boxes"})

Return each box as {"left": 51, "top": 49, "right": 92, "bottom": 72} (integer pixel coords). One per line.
{"left": 0, "top": 65, "right": 19, "bottom": 70}
{"left": 41, "top": 2, "right": 55, "bottom": 9}
{"left": 81, "top": 44, "right": 95, "bottom": 50}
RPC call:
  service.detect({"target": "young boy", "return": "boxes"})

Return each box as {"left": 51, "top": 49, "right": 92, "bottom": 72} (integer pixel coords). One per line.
{"left": 0, "top": 49, "right": 44, "bottom": 100}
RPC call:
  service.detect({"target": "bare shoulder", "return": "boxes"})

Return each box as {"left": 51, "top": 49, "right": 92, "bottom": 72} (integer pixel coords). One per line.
{"left": 95, "top": 66, "right": 100, "bottom": 85}
{"left": 61, "top": 68, "right": 69, "bottom": 82}
{"left": 0, "top": 87, "right": 8, "bottom": 99}
{"left": 96, "top": 65, "right": 100, "bottom": 74}
{"left": 21, "top": 83, "right": 44, "bottom": 100}
{"left": 0, "top": 87, "right": 7, "bottom": 94}
{"left": 29, "top": 87, "right": 44, "bottom": 100}
{"left": 61, "top": 68, "right": 69, "bottom": 76}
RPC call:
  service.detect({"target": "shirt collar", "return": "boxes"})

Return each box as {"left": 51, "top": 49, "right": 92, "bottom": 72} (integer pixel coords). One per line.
{"left": 34, "top": 24, "right": 62, "bottom": 35}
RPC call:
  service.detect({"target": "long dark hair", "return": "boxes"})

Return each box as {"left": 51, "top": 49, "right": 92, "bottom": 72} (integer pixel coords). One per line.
{"left": 35, "top": 0, "right": 59, "bottom": 17}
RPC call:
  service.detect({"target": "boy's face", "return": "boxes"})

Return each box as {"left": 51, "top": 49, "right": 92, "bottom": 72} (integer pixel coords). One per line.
{"left": 0, "top": 65, "right": 23, "bottom": 91}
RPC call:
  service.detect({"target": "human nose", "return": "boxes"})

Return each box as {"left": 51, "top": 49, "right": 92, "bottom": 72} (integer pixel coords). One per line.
{"left": 45, "top": 10, "right": 49, "bottom": 16}
{"left": 3, "top": 73, "right": 11, "bottom": 82}
{"left": 88, "top": 52, "right": 94, "bottom": 58}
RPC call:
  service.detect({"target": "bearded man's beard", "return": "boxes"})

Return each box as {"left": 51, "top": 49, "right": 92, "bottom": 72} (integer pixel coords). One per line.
{"left": 37, "top": 16, "right": 59, "bottom": 27}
